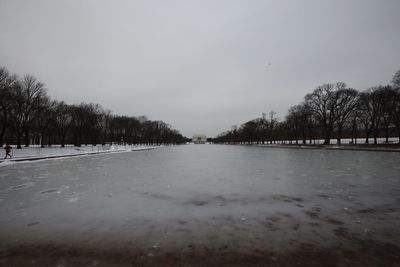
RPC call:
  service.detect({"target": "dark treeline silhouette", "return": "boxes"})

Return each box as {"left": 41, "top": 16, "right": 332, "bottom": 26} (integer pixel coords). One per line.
{"left": 0, "top": 66, "right": 187, "bottom": 148}
{"left": 213, "top": 70, "right": 400, "bottom": 145}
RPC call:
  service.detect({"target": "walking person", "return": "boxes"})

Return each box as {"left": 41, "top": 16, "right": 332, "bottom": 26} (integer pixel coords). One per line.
{"left": 4, "top": 143, "right": 12, "bottom": 159}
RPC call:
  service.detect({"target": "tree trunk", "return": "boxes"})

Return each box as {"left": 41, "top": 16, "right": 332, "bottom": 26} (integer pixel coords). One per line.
{"left": 41, "top": 131, "right": 45, "bottom": 148}
{"left": 301, "top": 129, "right": 306, "bottom": 144}
{"left": 323, "top": 135, "right": 330, "bottom": 145}
{"left": 337, "top": 126, "right": 342, "bottom": 145}
{"left": 323, "top": 125, "right": 332, "bottom": 145}
{"left": 0, "top": 123, "right": 6, "bottom": 146}
{"left": 385, "top": 125, "right": 389, "bottom": 144}
{"left": 78, "top": 132, "right": 82, "bottom": 147}
{"left": 0, "top": 109, "right": 8, "bottom": 146}
{"left": 16, "top": 134, "right": 22, "bottom": 149}
{"left": 47, "top": 135, "right": 52, "bottom": 147}
{"left": 351, "top": 123, "right": 356, "bottom": 145}
{"left": 61, "top": 134, "right": 66, "bottom": 147}
{"left": 24, "top": 130, "right": 30, "bottom": 147}
{"left": 372, "top": 123, "right": 379, "bottom": 144}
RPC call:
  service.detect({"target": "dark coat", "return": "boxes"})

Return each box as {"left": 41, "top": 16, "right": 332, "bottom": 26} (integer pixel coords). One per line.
{"left": 4, "top": 145, "right": 12, "bottom": 153}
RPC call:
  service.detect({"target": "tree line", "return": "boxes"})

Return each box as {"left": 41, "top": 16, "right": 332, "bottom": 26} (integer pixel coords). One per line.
{"left": 0, "top": 66, "right": 187, "bottom": 148}
{"left": 213, "top": 70, "right": 400, "bottom": 145}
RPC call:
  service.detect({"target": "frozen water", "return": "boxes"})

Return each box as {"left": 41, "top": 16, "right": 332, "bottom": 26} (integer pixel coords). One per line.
{"left": 0, "top": 145, "right": 399, "bottom": 265}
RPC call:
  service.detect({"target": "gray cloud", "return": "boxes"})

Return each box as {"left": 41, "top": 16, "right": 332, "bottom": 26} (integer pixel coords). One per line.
{"left": 1, "top": 0, "right": 400, "bottom": 137}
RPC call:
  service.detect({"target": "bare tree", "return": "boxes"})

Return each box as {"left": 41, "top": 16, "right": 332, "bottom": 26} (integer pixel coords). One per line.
{"left": 305, "top": 83, "right": 340, "bottom": 144}
{"left": 348, "top": 108, "right": 359, "bottom": 144}
{"left": 215, "top": 73, "right": 400, "bottom": 145}
{"left": 101, "top": 109, "right": 112, "bottom": 144}
{"left": 286, "top": 106, "right": 301, "bottom": 144}
{"left": 334, "top": 88, "right": 358, "bottom": 144}
{"left": 358, "top": 86, "right": 391, "bottom": 144}
{"left": 391, "top": 70, "right": 400, "bottom": 142}
{"left": 376, "top": 86, "right": 397, "bottom": 143}
{"left": 34, "top": 97, "right": 56, "bottom": 147}
{"left": 357, "top": 91, "right": 374, "bottom": 143}
{"left": 392, "top": 88, "right": 400, "bottom": 143}
{"left": 268, "top": 110, "right": 277, "bottom": 144}
{"left": 0, "top": 67, "right": 18, "bottom": 145}
{"left": 10, "top": 75, "right": 47, "bottom": 148}
{"left": 71, "top": 103, "right": 103, "bottom": 146}
{"left": 231, "top": 125, "right": 238, "bottom": 144}
{"left": 392, "top": 70, "right": 400, "bottom": 89}
{"left": 54, "top": 101, "right": 73, "bottom": 147}
{"left": 240, "top": 120, "right": 258, "bottom": 144}
{"left": 286, "top": 104, "right": 313, "bottom": 144}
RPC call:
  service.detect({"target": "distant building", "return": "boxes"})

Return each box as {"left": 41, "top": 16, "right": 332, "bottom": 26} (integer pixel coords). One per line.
{"left": 192, "top": 134, "right": 207, "bottom": 144}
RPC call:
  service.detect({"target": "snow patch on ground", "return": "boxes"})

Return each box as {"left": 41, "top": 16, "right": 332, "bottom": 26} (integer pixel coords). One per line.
{"left": 0, "top": 145, "right": 160, "bottom": 166}
{"left": 0, "top": 161, "right": 16, "bottom": 167}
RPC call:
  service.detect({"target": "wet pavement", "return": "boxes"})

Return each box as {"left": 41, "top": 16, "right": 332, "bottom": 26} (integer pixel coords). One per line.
{"left": 0, "top": 145, "right": 399, "bottom": 266}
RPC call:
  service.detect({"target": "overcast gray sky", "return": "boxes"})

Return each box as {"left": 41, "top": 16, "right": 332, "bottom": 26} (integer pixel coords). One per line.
{"left": 1, "top": 0, "right": 399, "bottom": 137}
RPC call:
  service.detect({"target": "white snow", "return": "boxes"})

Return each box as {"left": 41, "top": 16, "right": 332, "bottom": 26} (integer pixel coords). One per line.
{"left": 0, "top": 144, "right": 160, "bottom": 165}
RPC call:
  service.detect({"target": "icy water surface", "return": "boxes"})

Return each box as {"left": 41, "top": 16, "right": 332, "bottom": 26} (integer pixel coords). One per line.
{"left": 0, "top": 145, "right": 400, "bottom": 266}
